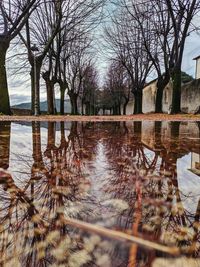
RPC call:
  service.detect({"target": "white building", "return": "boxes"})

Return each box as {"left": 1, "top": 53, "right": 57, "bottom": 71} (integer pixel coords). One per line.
{"left": 193, "top": 55, "right": 200, "bottom": 79}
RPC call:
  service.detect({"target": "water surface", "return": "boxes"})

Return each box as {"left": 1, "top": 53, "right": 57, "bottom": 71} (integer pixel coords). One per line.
{"left": 0, "top": 121, "right": 200, "bottom": 266}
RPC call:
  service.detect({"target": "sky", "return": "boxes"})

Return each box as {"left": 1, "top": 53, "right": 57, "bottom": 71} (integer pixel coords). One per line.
{"left": 6, "top": 5, "right": 200, "bottom": 106}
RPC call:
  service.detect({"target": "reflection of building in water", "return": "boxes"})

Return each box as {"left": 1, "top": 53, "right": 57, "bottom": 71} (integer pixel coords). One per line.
{"left": 141, "top": 121, "right": 200, "bottom": 217}
{"left": 190, "top": 152, "right": 200, "bottom": 176}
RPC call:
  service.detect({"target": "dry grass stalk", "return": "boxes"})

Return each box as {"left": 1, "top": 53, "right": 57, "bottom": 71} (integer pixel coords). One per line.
{"left": 62, "top": 216, "right": 180, "bottom": 255}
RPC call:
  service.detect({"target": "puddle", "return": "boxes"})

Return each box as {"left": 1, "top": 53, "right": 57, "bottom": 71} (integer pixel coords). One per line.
{"left": 0, "top": 121, "right": 200, "bottom": 266}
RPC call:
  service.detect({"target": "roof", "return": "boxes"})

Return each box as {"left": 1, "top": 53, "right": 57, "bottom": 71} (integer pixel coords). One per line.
{"left": 193, "top": 55, "right": 200, "bottom": 60}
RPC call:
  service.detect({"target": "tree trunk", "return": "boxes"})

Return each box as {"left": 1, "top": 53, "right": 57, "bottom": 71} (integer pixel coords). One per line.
{"left": 60, "top": 88, "right": 65, "bottom": 115}
{"left": 154, "top": 121, "right": 165, "bottom": 151}
{"left": 155, "top": 77, "right": 169, "bottom": 113}
{"left": 30, "top": 60, "right": 42, "bottom": 115}
{"left": 69, "top": 93, "right": 78, "bottom": 115}
{"left": 47, "top": 122, "right": 56, "bottom": 149}
{"left": 113, "top": 105, "right": 118, "bottom": 115}
{"left": 123, "top": 99, "right": 129, "bottom": 115}
{"left": 32, "top": 121, "right": 43, "bottom": 167}
{"left": 30, "top": 69, "right": 34, "bottom": 113}
{"left": 81, "top": 100, "right": 84, "bottom": 115}
{"left": 0, "top": 121, "right": 11, "bottom": 169}
{"left": 0, "top": 41, "right": 11, "bottom": 115}
{"left": 118, "top": 104, "right": 121, "bottom": 115}
{"left": 113, "top": 104, "right": 120, "bottom": 115}
{"left": 47, "top": 81, "right": 55, "bottom": 115}
{"left": 133, "top": 90, "right": 143, "bottom": 114}
{"left": 171, "top": 68, "right": 182, "bottom": 114}
{"left": 170, "top": 121, "right": 180, "bottom": 139}
{"left": 53, "top": 88, "right": 57, "bottom": 114}
{"left": 134, "top": 121, "right": 142, "bottom": 137}
{"left": 42, "top": 71, "right": 55, "bottom": 115}
{"left": 60, "top": 121, "right": 66, "bottom": 146}
{"left": 85, "top": 103, "right": 89, "bottom": 115}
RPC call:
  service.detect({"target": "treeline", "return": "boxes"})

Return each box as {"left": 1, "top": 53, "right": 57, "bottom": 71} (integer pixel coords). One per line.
{"left": 1, "top": 0, "right": 200, "bottom": 116}
{"left": 0, "top": 0, "right": 103, "bottom": 115}
{"left": 103, "top": 0, "right": 200, "bottom": 114}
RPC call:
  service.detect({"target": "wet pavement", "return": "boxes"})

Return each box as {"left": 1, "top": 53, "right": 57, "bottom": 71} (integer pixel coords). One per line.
{"left": 0, "top": 121, "right": 200, "bottom": 266}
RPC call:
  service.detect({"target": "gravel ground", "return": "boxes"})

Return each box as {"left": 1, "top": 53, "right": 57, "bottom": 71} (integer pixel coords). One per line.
{"left": 0, "top": 114, "right": 200, "bottom": 121}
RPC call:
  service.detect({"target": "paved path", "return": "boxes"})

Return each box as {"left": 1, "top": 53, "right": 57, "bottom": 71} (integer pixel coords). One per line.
{"left": 0, "top": 114, "right": 200, "bottom": 121}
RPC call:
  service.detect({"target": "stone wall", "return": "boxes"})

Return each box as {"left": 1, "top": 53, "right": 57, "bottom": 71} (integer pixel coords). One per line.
{"left": 162, "top": 82, "right": 173, "bottom": 113}
{"left": 181, "top": 79, "right": 200, "bottom": 113}
{"left": 142, "top": 80, "right": 173, "bottom": 113}
{"left": 123, "top": 78, "right": 200, "bottom": 114}
{"left": 143, "top": 82, "right": 157, "bottom": 113}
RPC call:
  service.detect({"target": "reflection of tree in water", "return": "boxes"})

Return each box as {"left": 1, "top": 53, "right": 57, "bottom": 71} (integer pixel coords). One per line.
{"left": 98, "top": 122, "right": 154, "bottom": 267}
{"left": 100, "top": 121, "right": 200, "bottom": 266}
{"left": 0, "top": 121, "right": 200, "bottom": 266}
{"left": 159, "top": 122, "right": 200, "bottom": 257}
{"left": 0, "top": 122, "right": 11, "bottom": 169}
{"left": 0, "top": 122, "right": 129, "bottom": 266}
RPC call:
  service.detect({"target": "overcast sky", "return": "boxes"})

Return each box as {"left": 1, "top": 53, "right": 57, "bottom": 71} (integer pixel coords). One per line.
{"left": 7, "top": 8, "right": 200, "bottom": 106}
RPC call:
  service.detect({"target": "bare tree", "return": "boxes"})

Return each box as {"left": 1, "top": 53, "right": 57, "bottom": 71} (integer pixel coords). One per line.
{"left": 165, "top": 0, "right": 200, "bottom": 113}
{"left": 81, "top": 63, "right": 99, "bottom": 115}
{"left": 122, "top": 0, "right": 200, "bottom": 113}
{"left": 54, "top": 0, "right": 105, "bottom": 115}
{"left": 55, "top": 28, "right": 81, "bottom": 115}
{"left": 98, "top": 87, "right": 114, "bottom": 115}
{"left": 105, "top": 9, "right": 152, "bottom": 114}
{"left": 123, "top": 1, "right": 171, "bottom": 113}
{"left": 65, "top": 35, "right": 94, "bottom": 115}
{"left": 42, "top": 48, "right": 57, "bottom": 115}
{"left": 22, "top": 0, "right": 63, "bottom": 115}
{"left": 20, "top": 0, "right": 104, "bottom": 115}
{"left": 104, "top": 60, "right": 131, "bottom": 115}
{"left": 0, "top": 0, "right": 38, "bottom": 114}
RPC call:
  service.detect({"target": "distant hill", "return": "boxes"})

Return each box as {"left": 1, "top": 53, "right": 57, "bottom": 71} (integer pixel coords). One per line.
{"left": 12, "top": 99, "right": 71, "bottom": 113}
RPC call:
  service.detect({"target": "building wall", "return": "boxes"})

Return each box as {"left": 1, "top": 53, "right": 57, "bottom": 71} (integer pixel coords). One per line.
{"left": 143, "top": 83, "right": 157, "bottom": 113}
{"left": 141, "top": 80, "right": 173, "bottom": 114}
{"left": 124, "top": 79, "right": 200, "bottom": 114}
{"left": 196, "top": 58, "right": 200, "bottom": 79}
{"left": 126, "top": 100, "right": 134, "bottom": 115}
{"left": 181, "top": 79, "right": 200, "bottom": 113}
{"left": 162, "top": 82, "right": 173, "bottom": 113}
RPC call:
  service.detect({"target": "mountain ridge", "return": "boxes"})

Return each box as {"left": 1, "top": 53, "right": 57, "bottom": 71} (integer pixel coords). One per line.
{"left": 12, "top": 99, "right": 71, "bottom": 113}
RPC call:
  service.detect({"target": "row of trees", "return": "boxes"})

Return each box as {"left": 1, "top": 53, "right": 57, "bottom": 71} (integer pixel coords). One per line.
{"left": 103, "top": 62, "right": 131, "bottom": 115}
{"left": 103, "top": 0, "right": 200, "bottom": 114}
{"left": 1, "top": 0, "right": 200, "bottom": 115}
{"left": 0, "top": 0, "right": 102, "bottom": 115}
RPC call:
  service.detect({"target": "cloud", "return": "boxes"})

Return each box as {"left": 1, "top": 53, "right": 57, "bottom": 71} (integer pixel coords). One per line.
{"left": 8, "top": 75, "right": 47, "bottom": 105}
{"left": 183, "top": 32, "right": 200, "bottom": 77}
{"left": 10, "top": 94, "right": 31, "bottom": 105}
{"left": 6, "top": 10, "right": 200, "bottom": 105}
